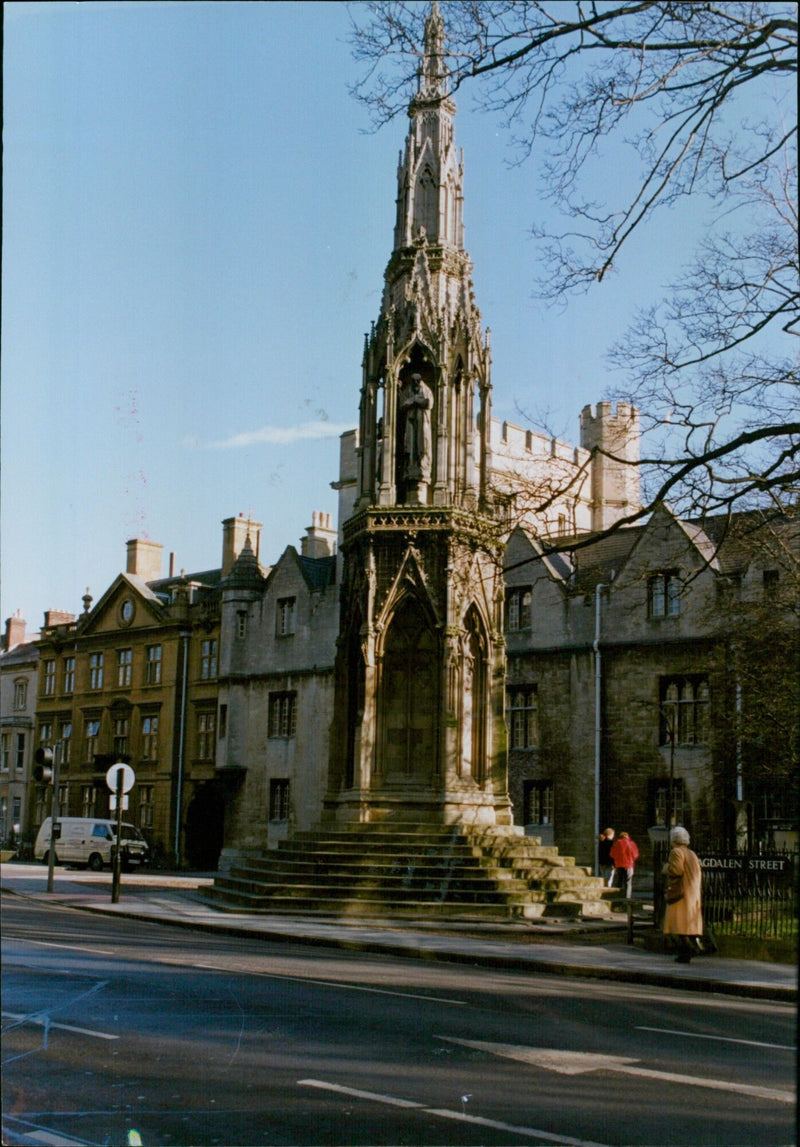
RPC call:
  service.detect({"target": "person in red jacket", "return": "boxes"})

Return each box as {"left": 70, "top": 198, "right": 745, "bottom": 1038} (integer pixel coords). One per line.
{"left": 609, "top": 831, "right": 639, "bottom": 898}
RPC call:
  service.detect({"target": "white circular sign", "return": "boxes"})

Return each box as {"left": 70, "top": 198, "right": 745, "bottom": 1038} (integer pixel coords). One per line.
{"left": 106, "top": 762, "right": 135, "bottom": 794}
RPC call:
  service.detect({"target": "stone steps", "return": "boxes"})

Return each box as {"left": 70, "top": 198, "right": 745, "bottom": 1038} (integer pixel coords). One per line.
{"left": 204, "top": 822, "right": 613, "bottom": 921}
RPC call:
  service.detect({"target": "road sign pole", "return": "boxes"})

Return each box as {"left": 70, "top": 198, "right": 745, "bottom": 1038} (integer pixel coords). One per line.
{"left": 46, "top": 741, "right": 62, "bottom": 894}
{"left": 111, "top": 770, "right": 124, "bottom": 903}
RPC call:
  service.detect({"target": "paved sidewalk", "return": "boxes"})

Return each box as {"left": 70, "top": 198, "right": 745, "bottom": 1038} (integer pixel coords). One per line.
{"left": 2, "top": 863, "right": 795, "bottom": 1002}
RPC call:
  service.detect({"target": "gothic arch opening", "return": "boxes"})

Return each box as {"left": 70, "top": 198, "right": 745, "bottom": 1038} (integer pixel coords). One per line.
{"left": 378, "top": 595, "right": 439, "bottom": 783}
{"left": 462, "top": 607, "right": 488, "bottom": 782}
{"left": 344, "top": 611, "right": 365, "bottom": 790}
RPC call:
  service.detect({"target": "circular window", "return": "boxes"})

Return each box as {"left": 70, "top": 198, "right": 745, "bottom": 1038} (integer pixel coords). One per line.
{"left": 120, "top": 599, "right": 135, "bottom": 625}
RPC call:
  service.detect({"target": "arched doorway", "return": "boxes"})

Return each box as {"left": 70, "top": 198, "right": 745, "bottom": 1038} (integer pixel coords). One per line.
{"left": 378, "top": 596, "right": 438, "bottom": 783}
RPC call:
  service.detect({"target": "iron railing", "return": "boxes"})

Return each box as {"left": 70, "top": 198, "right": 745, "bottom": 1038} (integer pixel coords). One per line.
{"left": 653, "top": 842, "right": 798, "bottom": 941}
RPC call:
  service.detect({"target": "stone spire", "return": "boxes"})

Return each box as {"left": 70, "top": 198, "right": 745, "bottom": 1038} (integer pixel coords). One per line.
{"left": 393, "top": 0, "right": 461, "bottom": 253}
{"left": 353, "top": 1, "right": 492, "bottom": 513}
{"left": 417, "top": 0, "right": 448, "bottom": 103}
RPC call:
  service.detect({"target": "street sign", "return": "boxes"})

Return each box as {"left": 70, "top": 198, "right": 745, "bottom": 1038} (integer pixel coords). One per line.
{"left": 106, "top": 762, "right": 135, "bottom": 794}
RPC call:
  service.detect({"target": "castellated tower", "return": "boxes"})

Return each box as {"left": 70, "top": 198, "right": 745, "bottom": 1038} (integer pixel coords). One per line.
{"left": 326, "top": 2, "right": 512, "bottom": 827}
{"left": 580, "top": 402, "right": 641, "bottom": 532}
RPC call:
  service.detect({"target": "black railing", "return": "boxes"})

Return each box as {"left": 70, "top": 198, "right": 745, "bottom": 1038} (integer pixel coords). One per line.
{"left": 653, "top": 842, "right": 798, "bottom": 942}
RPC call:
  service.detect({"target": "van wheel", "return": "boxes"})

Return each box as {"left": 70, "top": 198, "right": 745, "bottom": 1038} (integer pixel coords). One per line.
{"left": 88, "top": 853, "right": 104, "bottom": 872}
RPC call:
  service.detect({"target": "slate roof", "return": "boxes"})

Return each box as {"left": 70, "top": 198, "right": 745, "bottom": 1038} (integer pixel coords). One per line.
{"left": 298, "top": 555, "right": 337, "bottom": 591}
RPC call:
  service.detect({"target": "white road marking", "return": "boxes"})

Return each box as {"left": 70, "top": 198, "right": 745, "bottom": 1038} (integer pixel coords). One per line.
{"left": 298, "top": 1079, "right": 610, "bottom": 1146}
{"left": 12, "top": 1131, "right": 90, "bottom": 1146}
{"left": 3, "top": 937, "right": 116, "bottom": 955}
{"left": 190, "top": 963, "right": 466, "bottom": 1004}
{"left": 636, "top": 1025, "right": 796, "bottom": 1051}
{"left": 2, "top": 1011, "right": 118, "bottom": 1041}
{"left": 437, "top": 1037, "right": 794, "bottom": 1104}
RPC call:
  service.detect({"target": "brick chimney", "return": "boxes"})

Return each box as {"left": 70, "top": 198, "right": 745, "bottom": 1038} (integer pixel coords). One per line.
{"left": 43, "top": 610, "right": 75, "bottom": 629}
{"left": 126, "top": 538, "right": 163, "bottom": 582}
{"left": 4, "top": 611, "right": 27, "bottom": 650}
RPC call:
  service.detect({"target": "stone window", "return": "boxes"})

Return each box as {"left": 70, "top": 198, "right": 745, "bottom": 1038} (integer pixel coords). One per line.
{"left": 218, "top": 704, "right": 227, "bottom": 739}
{"left": 38, "top": 723, "right": 52, "bottom": 755}
{"left": 43, "top": 660, "right": 56, "bottom": 696}
{"left": 113, "top": 717, "right": 129, "bottom": 758}
{"left": 763, "top": 569, "right": 779, "bottom": 597}
{"left": 13, "top": 679, "right": 27, "bottom": 710}
{"left": 269, "top": 778, "right": 290, "bottom": 821}
{"left": 85, "top": 718, "right": 100, "bottom": 762}
{"left": 145, "top": 645, "right": 162, "bottom": 685}
{"left": 15, "top": 733, "right": 25, "bottom": 770}
{"left": 63, "top": 656, "right": 75, "bottom": 694}
{"left": 81, "top": 784, "right": 96, "bottom": 819}
{"left": 236, "top": 611, "right": 247, "bottom": 639}
{"left": 648, "top": 572, "right": 681, "bottom": 619}
{"left": 60, "top": 722, "right": 72, "bottom": 765}
{"left": 200, "top": 639, "right": 218, "bottom": 680}
{"left": 276, "top": 597, "right": 296, "bottom": 637}
{"left": 506, "top": 687, "right": 539, "bottom": 749}
{"left": 196, "top": 711, "right": 216, "bottom": 759}
{"left": 142, "top": 715, "right": 159, "bottom": 760}
{"left": 139, "top": 784, "right": 154, "bottom": 830}
{"left": 268, "top": 691, "right": 297, "bottom": 738}
{"left": 505, "top": 587, "right": 532, "bottom": 632}
{"left": 524, "top": 780, "right": 554, "bottom": 825}
{"left": 117, "top": 649, "right": 132, "bottom": 688}
{"left": 1, "top": 735, "right": 8, "bottom": 771}
{"left": 650, "top": 777, "right": 687, "bottom": 828}
{"left": 89, "top": 652, "right": 104, "bottom": 690}
{"left": 660, "top": 676, "right": 710, "bottom": 745}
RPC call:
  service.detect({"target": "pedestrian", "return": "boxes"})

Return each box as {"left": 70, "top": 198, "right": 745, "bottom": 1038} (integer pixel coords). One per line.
{"left": 609, "top": 830, "right": 639, "bottom": 898}
{"left": 662, "top": 826, "right": 704, "bottom": 963}
{"left": 598, "top": 828, "right": 615, "bottom": 887}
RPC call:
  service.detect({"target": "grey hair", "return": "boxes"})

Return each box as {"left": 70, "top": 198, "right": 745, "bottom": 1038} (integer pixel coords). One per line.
{"left": 670, "top": 826, "right": 690, "bottom": 845}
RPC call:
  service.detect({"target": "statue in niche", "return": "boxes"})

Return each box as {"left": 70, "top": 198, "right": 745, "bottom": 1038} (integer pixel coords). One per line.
{"left": 399, "top": 373, "right": 433, "bottom": 483}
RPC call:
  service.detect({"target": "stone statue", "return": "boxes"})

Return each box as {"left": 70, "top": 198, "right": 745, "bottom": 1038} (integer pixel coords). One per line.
{"left": 399, "top": 373, "right": 433, "bottom": 483}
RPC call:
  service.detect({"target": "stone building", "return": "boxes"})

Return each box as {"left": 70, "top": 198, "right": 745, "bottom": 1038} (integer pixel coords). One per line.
{"left": 29, "top": 520, "right": 258, "bottom": 867}
{"left": 504, "top": 506, "right": 799, "bottom": 865}
{"left": 0, "top": 614, "right": 39, "bottom": 849}
{"left": 215, "top": 4, "right": 644, "bottom": 861}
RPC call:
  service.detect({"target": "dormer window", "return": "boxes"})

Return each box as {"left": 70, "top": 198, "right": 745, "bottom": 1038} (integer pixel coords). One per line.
{"left": 505, "top": 587, "right": 531, "bottom": 632}
{"left": 648, "top": 572, "right": 680, "bottom": 619}
{"left": 276, "top": 597, "right": 296, "bottom": 637}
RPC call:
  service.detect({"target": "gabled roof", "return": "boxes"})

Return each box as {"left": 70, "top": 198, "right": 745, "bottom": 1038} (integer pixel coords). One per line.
{"left": 77, "top": 571, "right": 168, "bottom": 634}
{"left": 263, "top": 546, "right": 336, "bottom": 595}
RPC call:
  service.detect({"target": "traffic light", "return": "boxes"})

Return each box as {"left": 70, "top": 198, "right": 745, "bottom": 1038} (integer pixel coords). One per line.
{"left": 34, "top": 746, "right": 54, "bottom": 783}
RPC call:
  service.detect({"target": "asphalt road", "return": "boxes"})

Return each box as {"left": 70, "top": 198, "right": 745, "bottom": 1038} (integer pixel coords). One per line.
{"left": 2, "top": 893, "right": 795, "bottom": 1147}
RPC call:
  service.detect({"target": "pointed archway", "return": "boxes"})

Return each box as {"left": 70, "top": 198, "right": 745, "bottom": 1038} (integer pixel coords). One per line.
{"left": 461, "top": 606, "right": 488, "bottom": 782}
{"left": 377, "top": 595, "right": 439, "bottom": 785}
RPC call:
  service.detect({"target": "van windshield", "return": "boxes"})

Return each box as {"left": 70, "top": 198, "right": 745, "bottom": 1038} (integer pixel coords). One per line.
{"left": 120, "top": 827, "right": 145, "bottom": 842}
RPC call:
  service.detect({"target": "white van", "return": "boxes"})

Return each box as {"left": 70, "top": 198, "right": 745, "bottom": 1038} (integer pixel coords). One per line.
{"left": 34, "top": 817, "right": 149, "bottom": 871}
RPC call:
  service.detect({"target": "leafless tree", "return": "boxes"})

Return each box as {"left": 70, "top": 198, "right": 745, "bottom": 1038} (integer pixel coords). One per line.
{"left": 349, "top": 1, "right": 799, "bottom": 542}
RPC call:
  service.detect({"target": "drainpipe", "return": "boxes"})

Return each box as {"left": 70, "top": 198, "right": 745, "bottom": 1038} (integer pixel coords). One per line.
{"left": 593, "top": 584, "right": 606, "bottom": 877}
{"left": 174, "top": 631, "right": 190, "bottom": 868}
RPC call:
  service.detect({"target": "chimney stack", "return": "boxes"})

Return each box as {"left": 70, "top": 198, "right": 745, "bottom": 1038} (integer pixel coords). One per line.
{"left": 222, "top": 515, "right": 262, "bottom": 576}
{"left": 301, "top": 511, "right": 337, "bottom": 558}
{"left": 126, "top": 538, "right": 163, "bottom": 582}
{"left": 4, "top": 611, "right": 27, "bottom": 650}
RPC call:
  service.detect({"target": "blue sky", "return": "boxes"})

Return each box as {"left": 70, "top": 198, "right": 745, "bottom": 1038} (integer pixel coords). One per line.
{"left": 2, "top": 0, "right": 699, "bottom": 631}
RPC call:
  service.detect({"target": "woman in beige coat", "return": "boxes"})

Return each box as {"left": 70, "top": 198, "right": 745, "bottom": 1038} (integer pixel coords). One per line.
{"left": 663, "top": 826, "right": 704, "bottom": 962}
